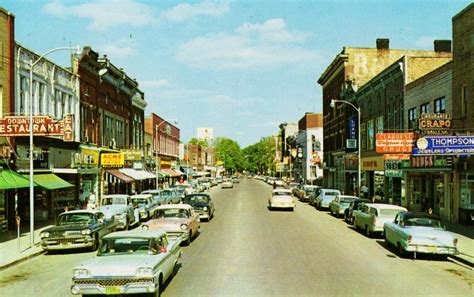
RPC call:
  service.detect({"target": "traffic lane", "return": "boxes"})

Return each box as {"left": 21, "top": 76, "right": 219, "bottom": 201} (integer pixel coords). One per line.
{"left": 163, "top": 179, "right": 473, "bottom": 296}
{"left": 0, "top": 248, "right": 96, "bottom": 297}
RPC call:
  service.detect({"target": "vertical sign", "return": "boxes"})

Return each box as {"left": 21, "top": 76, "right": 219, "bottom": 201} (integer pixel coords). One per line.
{"left": 63, "top": 114, "right": 74, "bottom": 142}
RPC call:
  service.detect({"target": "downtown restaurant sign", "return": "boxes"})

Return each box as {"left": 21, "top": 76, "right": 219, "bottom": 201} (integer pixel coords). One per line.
{"left": 412, "top": 136, "right": 474, "bottom": 155}
{"left": 0, "top": 115, "right": 74, "bottom": 141}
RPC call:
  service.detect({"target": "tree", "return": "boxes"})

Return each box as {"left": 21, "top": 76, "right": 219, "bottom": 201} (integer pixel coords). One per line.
{"left": 243, "top": 136, "right": 275, "bottom": 174}
{"left": 188, "top": 137, "right": 209, "bottom": 147}
{"left": 215, "top": 137, "right": 244, "bottom": 174}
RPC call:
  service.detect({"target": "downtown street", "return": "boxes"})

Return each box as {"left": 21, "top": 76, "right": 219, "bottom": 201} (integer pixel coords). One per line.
{"left": 1, "top": 178, "right": 472, "bottom": 297}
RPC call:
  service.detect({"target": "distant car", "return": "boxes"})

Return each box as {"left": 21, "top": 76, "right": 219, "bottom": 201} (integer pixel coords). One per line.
{"left": 161, "top": 188, "right": 182, "bottom": 204}
{"left": 40, "top": 210, "right": 116, "bottom": 252}
{"left": 221, "top": 180, "right": 234, "bottom": 189}
{"left": 288, "top": 182, "right": 299, "bottom": 191}
{"left": 142, "top": 204, "right": 200, "bottom": 246}
{"left": 299, "top": 185, "right": 320, "bottom": 202}
{"left": 99, "top": 195, "right": 139, "bottom": 230}
{"left": 71, "top": 230, "right": 182, "bottom": 296}
{"left": 141, "top": 189, "right": 168, "bottom": 206}
{"left": 314, "top": 189, "right": 341, "bottom": 209}
{"left": 183, "top": 193, "right": 215, "bottom": 221}
{"left": 353, "top": 203, "right": 407, "bottom": 237}
{"left": 273, "top": 179, "right": 285, "bottom": 188}
{"left": 231, "top": 176, "right": 240, "bottom": 183}
{"left": 130, "top": 194, "right": 159, "bottom": 221}
{"left": 384, "top": 212, "right": 458, "bottom": 257}
{"left": 215, "top": 177, "right": 223, "bottom": 184}
{"left": 292, "top": 184, "right": 303, "bottom": 197}
{"left": 344, "top": 198, "right": 371, "bottom": 224}
{"left": 329, "top": 195, "right": 358, "bottom": 218}
{"left": 268, "top": 189, "right": 296, "bottom": 211}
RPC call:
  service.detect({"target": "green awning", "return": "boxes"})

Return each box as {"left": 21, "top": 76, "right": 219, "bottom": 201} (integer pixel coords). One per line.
{"left": 158, "top": 171, "right": 170, "bottom": 178}
{"left": 0, "top": 170, "right": 31, "bottom": 190}
{"left": 31, "top": 174, "right": 74, "bottom": 190}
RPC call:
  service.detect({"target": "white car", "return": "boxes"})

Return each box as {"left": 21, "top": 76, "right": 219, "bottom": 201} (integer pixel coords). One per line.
{"left": 221, "top": 180, "right": 234, "bottom": 189}
{"left": 71, "top": 230, "right": 181, "bottom": 296}
{"left": 268, "top": 189, "right": 296, "bottom": 211}
{"left": 314, "top": 189, "right": 341, "bottom": 210}
{"left": 99, "top": 195, "right": 139, "bottom": 230}
{"left": 353, "top": 203, "right": 407, "bottom": 237}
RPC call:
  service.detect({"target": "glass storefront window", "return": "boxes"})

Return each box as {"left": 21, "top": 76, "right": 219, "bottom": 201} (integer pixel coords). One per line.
{"left": 460, "top": 174, "right": 474, "bottom": 209}
{"left": 435, "top": 178, "right": 444, "bottom": 208}
{"left": 0, "top": 191, "right": 6, "bottom": 231}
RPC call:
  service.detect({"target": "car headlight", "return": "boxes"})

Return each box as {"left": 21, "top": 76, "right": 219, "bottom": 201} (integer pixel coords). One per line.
{"left": 73, "top": 268, "right": 90, "bottom": 279}
{"left": 142, "top": 225, "right": 149, "bottom": 231}
{"left": 136, "top": 267, "right": 153, "bottom": 277}
{"left": 40, "top": 232, "right": 50, "bottom": 238}
{"left": 180, "top": 224, "right": 188, "bottom": 231}
{"left": 81, "top": 229, "right": 92, "bottom": 235}
{"left": 203, "top": 206, "right": 208, "bottom": 211}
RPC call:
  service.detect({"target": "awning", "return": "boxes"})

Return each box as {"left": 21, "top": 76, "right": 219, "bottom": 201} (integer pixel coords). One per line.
{"left": 119, "top": 168, "right": 156, "bottom": 180}
{"left": 173, "top": 169, "right": 184, "bottom": 175}
{"left": 0, "top": 170, "right": 30, "bottom": 190}
{"left": 194, "top": 171, "right": 211, "bottom": 177}
{"left": 31, "top": 174, "right": 74, "bottom": 190}
{"left": 106, "top": 169, "right": 134, "bottom": 183}
{"left": 161, "top": 168, "right": 181, "bottom": 177}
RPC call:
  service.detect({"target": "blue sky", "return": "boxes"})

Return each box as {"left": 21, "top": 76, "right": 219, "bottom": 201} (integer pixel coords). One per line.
{"left": 2, "top": 0, "right": 471, "bottom": 147}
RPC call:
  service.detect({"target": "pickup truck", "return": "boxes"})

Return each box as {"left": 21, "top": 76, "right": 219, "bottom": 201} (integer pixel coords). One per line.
{"left": 71, "top": 230, "right": 182, "bottom": 296}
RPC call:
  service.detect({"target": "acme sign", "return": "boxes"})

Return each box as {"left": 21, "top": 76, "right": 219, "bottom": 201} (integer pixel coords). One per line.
{"left": 413, "top": 136, "right": 474, "bottom": 155}
{"left": 0, "top": 115, "right": 74, "bottom": 141}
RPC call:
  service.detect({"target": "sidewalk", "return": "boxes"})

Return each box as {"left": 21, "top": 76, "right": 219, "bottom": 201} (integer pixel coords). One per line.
{"left": 0, "top": 222, "right": 53, "bottom": 269}
{"left": 445, "top": 222, "right": 474, "bottom": 269}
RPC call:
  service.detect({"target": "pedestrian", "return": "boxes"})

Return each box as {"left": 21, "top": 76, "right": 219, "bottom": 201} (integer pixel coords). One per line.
{"left": 361, "top": 183, "right": 369, "bottom": 199}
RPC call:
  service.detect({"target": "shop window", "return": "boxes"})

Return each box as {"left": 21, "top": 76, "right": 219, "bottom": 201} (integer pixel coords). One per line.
{"left": 461, "top": 174, "right": 474, "bottom": 209}
{"left": 435, "top": 179, "right": 444, "bottom": 208}
{"left": 376, "top": 116, "right": 383, "bottom": 134}
{"left": 360, "top": 122, "right": 366, "bottom": 151}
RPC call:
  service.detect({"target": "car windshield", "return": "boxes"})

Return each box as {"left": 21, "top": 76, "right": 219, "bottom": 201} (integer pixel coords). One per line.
{"left": 184, "top": 195, "right": 209, "bottom": 203}
{"left": 325, "top": 192, "right": 339, "bottom": 196}
{"left": 102, "top": 197, "right": 127, "bottom": 205}
{"left": 131, "top": 198, "right": 148, "bottom": 205}
{"left": 161, "top": 191, "right": 172, "bottom": 197}
{"left": 340, "top": 197, "right": 357, "bottom": 203}
{"left": 58, "top": 213, "right": 93, "bottom": 225}
{"left": 379, "top": 209, "right": 404, "bottom": 216}
{"left": 99, "top": 238, "right": 158, "bottom": 255}
{"left": 155, "top": 208, "right": 189, "bottom": 219}
{"left": 404, "top": 217, "right": 443, "bottom": 228}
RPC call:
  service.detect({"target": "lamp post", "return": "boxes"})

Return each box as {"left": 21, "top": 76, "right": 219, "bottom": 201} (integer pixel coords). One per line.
{"left": 28, "top": 46, "right": 79, "bottom": 248}
{"left": 154, "top": 119, "right": 177, "bottom": 188}
{"left": 330, "top": 99, "right": 361, "bottom": 197}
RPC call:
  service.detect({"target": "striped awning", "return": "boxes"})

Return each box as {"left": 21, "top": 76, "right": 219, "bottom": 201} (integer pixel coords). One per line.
{"left": 105, "top": 169, "right": 134, "bottom": 183}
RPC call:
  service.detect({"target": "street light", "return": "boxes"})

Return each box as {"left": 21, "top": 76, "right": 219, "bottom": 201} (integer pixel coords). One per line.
{"left": 154, "top": 119, "right": 177, "bottom": 187}
{"left": 330, "top": 98, "right": 361, "bottom": 198}
{"left": 28, "top": 45, "right": 80, "bottom": 247}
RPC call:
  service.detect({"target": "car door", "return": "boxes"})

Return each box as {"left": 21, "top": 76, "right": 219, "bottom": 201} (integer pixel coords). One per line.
{"left": 385, "top": 213, "right": 400, "bottom": 244}
{"left": 95, "top": 212, "right": 106, "bottom": 237}
{"left": 189, "top": 209, "right": 199, "bottom": 233}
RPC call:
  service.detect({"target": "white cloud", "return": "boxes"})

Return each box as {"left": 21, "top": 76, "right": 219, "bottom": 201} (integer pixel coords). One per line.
{"left": 161, "top": 1, "right": 230, "bottom": 22}
{"left": 236, "top": 18, "right": 311, "bottom": 43}
{"left": 176, "top": 19, "right": 319, "bottom": 69}
{"left": 99, "top": 38, "right": 136, "bottom": 57}
{"left": 415, "top": 36, "right": 435, "bottom": 48}
{"left": 43, "top": 0, "right": 155, "bottom": 31}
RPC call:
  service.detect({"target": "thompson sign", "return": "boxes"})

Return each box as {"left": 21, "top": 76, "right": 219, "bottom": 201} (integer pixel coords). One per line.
{"left": 412, "top": 136, "right": 474, "bottom": 155}
{"left": 0, "top": 115, "right": 74, "bottom": 141}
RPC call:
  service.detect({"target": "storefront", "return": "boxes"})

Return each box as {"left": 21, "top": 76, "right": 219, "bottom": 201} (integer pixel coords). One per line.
{"left": 384, "top": 160, "right": 404, "bottom": 205}
{"left": 361, "top": 155, "right": 385, "bottom": 200}
{"left": 459, "top": 171, "right": 474, "bottom": 225}
{"left": 0, "top": 169, "right": 30, "bottom": 231}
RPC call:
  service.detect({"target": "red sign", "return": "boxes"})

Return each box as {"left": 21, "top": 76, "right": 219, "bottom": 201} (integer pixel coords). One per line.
{"left": 0, "top": 115, "right": 74, "bottom": 141}
{"left": 376, "top": 133, "right": 415, "bottom": 153}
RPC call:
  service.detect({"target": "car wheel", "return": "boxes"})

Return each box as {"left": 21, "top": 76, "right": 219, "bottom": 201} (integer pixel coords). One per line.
{"left": 383, "top": 231, "right": 390, "bottom": 246}
{"left": 397, "top": 243, "right": 406, "bottom": 258}
{"left": 90, "top": 233, "right": 99, "bottom": 252}
{"left": 124, "top": 218, "right": 130, "bottom": 231}
{"left": 365, "top": 225, "right": 371, "bottom": 237}
{"left": 184, "top": 231, "right": 191, "bottom": 246}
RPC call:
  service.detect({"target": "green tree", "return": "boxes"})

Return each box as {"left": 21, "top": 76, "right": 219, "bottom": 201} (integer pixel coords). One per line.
{"left": 215, "top": 137, "right": 244, "bottom": 174}
{"left": 188, "top": 137, "right": 209, "bottom": 147}
{"left": 243, "top": 136, "right": 275, "bottom": 174}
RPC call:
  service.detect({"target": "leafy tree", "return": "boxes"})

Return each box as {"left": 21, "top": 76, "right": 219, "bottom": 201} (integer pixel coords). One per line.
{"left": 215, "top": 137, "right": 244, "bottom": 174}
{"left": 243, "top": 136, "right": 275, "bottom": 174}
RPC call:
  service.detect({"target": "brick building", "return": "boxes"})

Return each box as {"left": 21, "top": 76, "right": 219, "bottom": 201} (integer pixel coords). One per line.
{"left": 294, "top": 113, "right": 323, "bottom": 183}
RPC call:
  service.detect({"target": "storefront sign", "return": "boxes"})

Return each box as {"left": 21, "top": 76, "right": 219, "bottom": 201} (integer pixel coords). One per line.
{"left": 361, "top": 156, "right": 384, "bottom": 171}
{"left": 160, "top": 160, "right": 172, "bottom": 166}
{"left": 72, "top": 152, "right": 96, "bottom": 168}
{"left": 0, "top": 115, "right": 74, "bottom": 141}
{"left": 418, "top": 113, "right": 451, "bottom": 135}
{"left": 346, "top": 116, "right": 357, "bottom": 153}
{"left": 401, "top": 155, "right": 453, "bottom": 169}
{"left": 413, "top": 136, "right": 474, "bottom": 155}
{"left": 121, "top": 149, "right": 142, "bottom": 161}
{"left": 376, "top": 133, "right": 415, "bottom": 153}
{"left": 383, "top": 154, "right": 411, "bottom": 160}
{"left": 385, "top": 160, "right": 403, "bottom": 178}
{"left": 101, "top": 153, "right": 125, "bottom": 167}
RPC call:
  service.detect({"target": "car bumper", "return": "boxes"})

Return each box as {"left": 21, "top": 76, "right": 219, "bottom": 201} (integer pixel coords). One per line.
{"left": 71, "top": 279, "right": 157, "bottom": 295}
{"left": 197, "top": 212, "right": 210, "bottom": 220}
{"left": 405, "top": 244, "right": 458, "bottom": 255}
{"left": 113, "top": 216, "right": 128, "bottom": 229}
{"left": 270, "top": 202, "right": 295, "bottom": 208}
{"left": 41, "top": 236, "right": 93, "bottom": 250}
{"left": 320, "top": 202, "right": 330, "bottom": 208}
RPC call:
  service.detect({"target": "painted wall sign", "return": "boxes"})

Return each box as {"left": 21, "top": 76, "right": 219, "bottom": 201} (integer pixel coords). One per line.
{"left": 0, "top": 115, "right": 74, "bottom": 141}
{"left": 412, "top": 136, "right": 474, "bottom": 155}
{"left": 376, "top": 133, "right": 415, "bottom": 153}
{"left": 401, "top": 155, "right": 453, "bottom": 169}
{"left": 361, "top": 156, "right": 384, "bottom": 171}
{"left": 418, "top": 113, "right": 451, "bottom": 135}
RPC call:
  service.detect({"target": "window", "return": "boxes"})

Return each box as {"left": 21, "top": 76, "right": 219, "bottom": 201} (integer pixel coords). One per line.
{"left": 54, "top": 90, "right": 61, "bottom": 118}
{"left": 376, "top": 116, "right": 383, "bottom": 134}
{"left": 408, "top": 107, "right": 417, "bottom": 129}
{"left": 434, "top": 97, "right": 446, "bottom": 113}
{"left": 19, "top": 76, "right": 28, "bottom": 114}
{"left": 420, "top": 102, "right": 430, "bottom": 115}
{"left": 462, "top": 86, "right": 468, "bottom": 117}
{"left": 38, "top": 82, "right": 46, "bottom": 115}
{"left": 367, "top": 119, "right": 375, "bottom": 150}
{"left": 360, "top": 122, "right": 367, "bottom": 151}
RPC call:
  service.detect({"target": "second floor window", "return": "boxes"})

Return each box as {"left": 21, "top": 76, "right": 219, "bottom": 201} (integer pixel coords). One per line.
{"left": 408, "top": 107, "right": 417, "bottom": 129}
{"left": 420, "top": 102, "right": 430, "bottom": 115}
{"left": 462, "top": 86, "right": 468, "bottom": 117}
{"left": 434, "top": 97, "right": 446, "bottom": 113}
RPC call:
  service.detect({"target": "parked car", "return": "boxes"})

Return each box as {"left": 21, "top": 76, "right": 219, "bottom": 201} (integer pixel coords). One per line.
{"left": 221, "top": 180, "right": 234, "bottom": 189}
{"left": 183, "top": 193, "right": 215, "bottom": 221}
{"left": 273, "top": 179, "right": 285, "bottom": 188}
{"left": 142, "top": 204, "right": 200, "bottom": 245}
{"left": 268, "top": 189, "right": 296, "bottom": 211}
{"left": 130, "top": 194, "right": 160, "bottom": 221}
{"left": 308, "top": 188, "right": 323, "bottom": 206}
{"left": 353, "top": 203, "right": 407, "bottom": 237}
{"left": 288, "top": 182, "right": 299, "bottom": 191}
{"left": 299, "top": 185, "right": 320, "bottom": 202}
{"left": 100, "top": 194, "right": 139, "bottom": 230}
{"left": 161, "top": 188, "right": 182, "bottom": 204}
{"left": 141, "top": 189, "right": 168, "bottom": 206}
{"left": 40, "top": 210, "right": 116, "bottom": 252}
{"left": 329, "top": 195, "right": 358, "bottom": 218}
{"left": 292, "top": 184, "right": 303, "bottom": 197}
{"left": 384, "top": 212, "right": 458, "bottom": 258}
{"left": 314, "top": 189, "right": 341, "bottom": 209}
{"left": 231, "top": 176, "right": 240, "bottom": 183}
{"left": 71, "top": 230, "right": 182, "bottom": 296}
{"left": 344, "top": 198, "right": 371, "bottom": 224}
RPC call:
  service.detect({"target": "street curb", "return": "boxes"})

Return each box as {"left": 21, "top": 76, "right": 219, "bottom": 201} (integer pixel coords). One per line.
{"left": 449, "top": 254, "right": 474, "bottom": 270}
{"left": 0, "top": 249, "right": 45, "bottom": 271}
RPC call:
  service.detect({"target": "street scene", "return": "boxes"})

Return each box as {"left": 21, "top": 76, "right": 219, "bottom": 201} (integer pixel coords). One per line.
{"left": 0, "top": 1, "right": 474, "bottom": 296}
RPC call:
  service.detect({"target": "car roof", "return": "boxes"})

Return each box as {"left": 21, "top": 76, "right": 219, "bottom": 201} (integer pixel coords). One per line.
{"left": 103, "top": 230, "right": 166, "bottom": 239}
{"left": 400, "top": 211, "right": 441, "bottom": 220}
{"left": 366, "top": 203, "right": 407, "bottom": 210}
{"left": 156, "top": 204, "right": 193, "bottom": 210}
{"left": 185, "top": 193, "right": 210, "bottom": 197}
{"left": 59, "top": 209, "right": 102, "bottom": 215}
{"left": 130, "top": 194, "right": 153, "bottom": 199}
{"left": 320, "top": 188, "right": 340, "bottom": 192}
{"left": 338, "top": 195, "right": 358, "bottom": 199}
{"left": 102, "top": 194, "right": 129, "bottom": 198}
{"left": 142, "top": 189, "right": 161, "bottom": 194}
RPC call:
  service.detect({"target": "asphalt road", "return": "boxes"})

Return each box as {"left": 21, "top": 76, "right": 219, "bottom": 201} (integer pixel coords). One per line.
{"left": 0, "top": 179, "right": 472, "bottom": 297}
